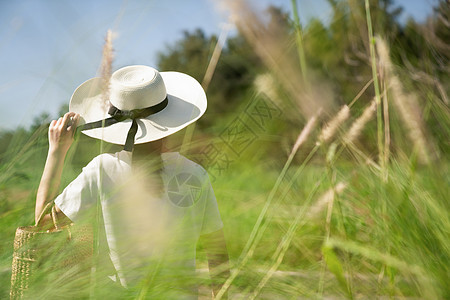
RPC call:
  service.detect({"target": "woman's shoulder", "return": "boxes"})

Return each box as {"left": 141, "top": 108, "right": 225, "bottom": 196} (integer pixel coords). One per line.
{"left": 161, "top": 152, "right": 208, "bottom": 177}
{"left": 86, "top": 151, "right": 132, "bottom": 173}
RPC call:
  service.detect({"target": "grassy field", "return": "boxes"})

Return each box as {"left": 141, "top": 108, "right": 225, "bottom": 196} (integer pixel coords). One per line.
{"left": 1, "top": 134, "right": 448, "bottom": 298}
{"left": 1, "top": 0, "right": 449, "bottom": 299}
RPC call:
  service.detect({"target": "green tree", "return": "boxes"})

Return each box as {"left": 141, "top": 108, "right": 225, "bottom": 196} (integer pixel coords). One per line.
{"left": 157, "top": 28, "right": 261, "bottom": 128}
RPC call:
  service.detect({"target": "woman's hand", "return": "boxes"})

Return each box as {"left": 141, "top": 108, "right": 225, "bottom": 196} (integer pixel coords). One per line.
{"left": 48, "top": 112, "right": 80, "bottom": 155}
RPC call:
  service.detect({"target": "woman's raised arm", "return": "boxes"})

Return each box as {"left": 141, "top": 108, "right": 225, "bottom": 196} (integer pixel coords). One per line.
{"left": 35, "top": 112, "right": 79, "bottom": 224}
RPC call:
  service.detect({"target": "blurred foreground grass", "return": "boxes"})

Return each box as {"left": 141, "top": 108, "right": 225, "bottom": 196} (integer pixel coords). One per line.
{"left": 1, "top": 0, "right": 449, "bottom": 298}
{"left": 1, "top": 145, "right": 448, "bottom": 298}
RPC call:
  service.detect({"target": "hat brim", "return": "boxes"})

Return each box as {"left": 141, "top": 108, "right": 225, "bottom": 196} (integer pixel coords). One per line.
{"left": 69, "top": 72, "right": 206, "bottom": 145}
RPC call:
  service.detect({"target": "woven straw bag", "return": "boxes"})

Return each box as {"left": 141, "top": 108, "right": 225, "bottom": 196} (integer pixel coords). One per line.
{"left": 10, "top": 202, "right": 93, "bottom": 299}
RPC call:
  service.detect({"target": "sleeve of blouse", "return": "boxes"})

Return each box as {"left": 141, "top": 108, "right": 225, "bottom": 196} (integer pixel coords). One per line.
{"left": 54, "top": 158, "right": 99, "bottom": 222}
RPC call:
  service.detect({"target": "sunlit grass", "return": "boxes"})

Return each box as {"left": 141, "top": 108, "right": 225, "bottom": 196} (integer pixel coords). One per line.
{"left": 1, "top": 0, "right": 449, "bottom": 299}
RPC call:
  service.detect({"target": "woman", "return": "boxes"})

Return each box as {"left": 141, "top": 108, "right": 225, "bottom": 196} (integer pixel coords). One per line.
{"left": 35, "top": 65, "right": 229, "bottom": 298}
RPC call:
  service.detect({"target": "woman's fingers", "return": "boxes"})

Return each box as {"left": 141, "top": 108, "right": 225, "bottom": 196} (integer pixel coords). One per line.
{"left": 51, "top": 113, "right": 80, "bottom": 131}
{"left": 66, "top": 113, "right": 80, "bottom": 135}
{"left": 48, "top": 112, "right": 80, "bottom": 153}
{"left": 55, "top": 117, "right": 63, "bottom": 128}
{"left": 56, "top": 112, "right": 79, "bottom": 132}
{"left": 72, "top": 113, "right": 80, "bottom": 130}
{"left": 60, "top": 112, "right": 72, "bottom": 130}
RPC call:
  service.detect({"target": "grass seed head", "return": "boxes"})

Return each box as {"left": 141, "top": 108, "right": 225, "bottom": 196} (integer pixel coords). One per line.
{"left": 344, "top": 100, "right": 377, "bottom": 145}
{"left": 307, "top": 182, "right": 347, "bottom": 218}
{"left": 376, "top": 37, "right": 432, "bottom": 164}
{"left": 318, "top": 105, "right": 351, "bottom": 145}
{"left": 100, "top": 29, "right": 115, "bottom": 110}
{"left": 254, "top": 73, "right": 282, "bottom": 106}
{"left": 290, "top": 112, "right": 320, "bottom": 156}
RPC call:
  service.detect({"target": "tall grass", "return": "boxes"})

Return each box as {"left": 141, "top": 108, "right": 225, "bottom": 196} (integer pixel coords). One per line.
{"left": 214, "top": 0, "right": 449, "bottom": 299}
{"left": 1, "top": 1, "right": 449, "bottom": 299}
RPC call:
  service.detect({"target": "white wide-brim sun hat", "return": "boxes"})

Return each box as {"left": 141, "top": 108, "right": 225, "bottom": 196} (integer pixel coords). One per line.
{"left": 69, "top": 65, "right": 207, "bottom": 146}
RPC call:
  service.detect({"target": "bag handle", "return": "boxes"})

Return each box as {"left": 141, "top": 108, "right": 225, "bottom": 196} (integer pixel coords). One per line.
{"left": 35, "top": 201, "right": 60, "bottom": 230}
{"left": 51, "top": 205, "right": 61, "bottom": 230}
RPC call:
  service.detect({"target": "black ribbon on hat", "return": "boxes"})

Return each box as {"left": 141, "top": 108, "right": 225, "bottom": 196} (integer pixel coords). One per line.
{"left": 76, "top": 97, "right": 168, "bottom": 152}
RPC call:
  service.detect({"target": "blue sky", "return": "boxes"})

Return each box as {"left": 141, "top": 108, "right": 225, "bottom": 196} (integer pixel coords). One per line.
{"left": 0, "top": 0, "right": 439, "bottom": 130}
